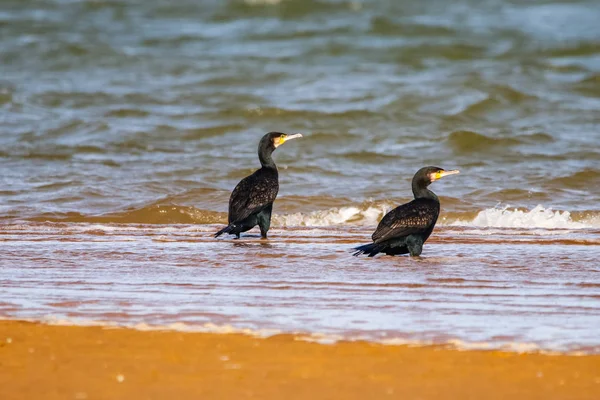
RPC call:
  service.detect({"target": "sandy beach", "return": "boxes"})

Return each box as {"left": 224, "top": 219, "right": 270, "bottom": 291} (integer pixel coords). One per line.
{"left": 1, "top": 320, "right": 599, "bottom": 400}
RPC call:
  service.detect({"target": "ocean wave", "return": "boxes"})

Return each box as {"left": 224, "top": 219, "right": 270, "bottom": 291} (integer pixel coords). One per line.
{"left": 29, "top": 205, "right": 227, "bottom": 225}
{"left": 449, "top": 205, "right": 599, "bottom": 229}
{"left": 24, "top": 200, "right": 600, "bottom": 230}
{"left": 27, "top": 201, "right": 389, "bottom": 226}
{"left": 545, "top": 169, "right": 600, "bottom": 190}
{"left": 243, "top": 0, "right": 284, "bottom": 5}
{"left": 369, "top": 16, "right": 456, "bottom": 37}
{"left": 274, "top": 203, "right": 391, "bottom": 226}
{"left": 446, "top": 129, "right": 556, "bottom": 154}
{"left": 277, "top": 204, "right": 600, "bottom": 229}
{"left": 224, "top": 0, "right": 360, "bottom": 20}
{"left": 447, "top": 130, "right": 521, "bottom": 152}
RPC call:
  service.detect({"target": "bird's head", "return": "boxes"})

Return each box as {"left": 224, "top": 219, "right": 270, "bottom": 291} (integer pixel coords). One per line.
{"left": 268, "top": 132, "right": 303, "bottom": 149}
{"left": 414, "top": 166, "right": 460, "bottom": 187}
{"left": 259, "top": 131, "right": 303, "bottom": 154}
{"left": 258, "top": 131, "right": 303, "bottom": 166}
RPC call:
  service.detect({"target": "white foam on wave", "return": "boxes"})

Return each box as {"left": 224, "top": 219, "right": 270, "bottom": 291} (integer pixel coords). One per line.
{"left": 11, "top": 204, "right": 599, "bottom": 231}
{"left": 3, "top": 316, "right": 590, "bottom": 355}
{"left": 450, "top": 205, "right": 594, "bottom": 229}
{"left": 274, "top": 204, "right": 598, "bottom": 230}
{"left": 273, "top": 204, "right": 391, "bottom": 227}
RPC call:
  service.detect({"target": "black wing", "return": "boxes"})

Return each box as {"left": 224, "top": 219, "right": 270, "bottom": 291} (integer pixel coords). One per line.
{"left": 228, "top": 169, "right": 279, "bottom": 224}
{"left": 372, "top": 198, "right": 439, "bottom": 243}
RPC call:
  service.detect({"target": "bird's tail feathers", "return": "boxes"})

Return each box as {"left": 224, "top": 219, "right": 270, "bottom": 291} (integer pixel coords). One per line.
{"left": 352, "top": 242, "right": 382, "bottom": 257}
{"left": 214, "top": 224, "right": 236, "bottom": 238}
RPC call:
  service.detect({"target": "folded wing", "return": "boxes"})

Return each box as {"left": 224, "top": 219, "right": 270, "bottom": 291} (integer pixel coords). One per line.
{"left": 228, "top": 171, "right": 279, "bottom": 224}
{"left": 372, "top": 199, "right": 439, "bottom": 243}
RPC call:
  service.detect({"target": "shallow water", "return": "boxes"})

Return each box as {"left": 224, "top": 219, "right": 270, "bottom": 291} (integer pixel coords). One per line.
{"left": 1, "top": 0, "right": 600, "bottom": 352}
{"left": 1, "top": 222, "right": 599, "bottom": 353}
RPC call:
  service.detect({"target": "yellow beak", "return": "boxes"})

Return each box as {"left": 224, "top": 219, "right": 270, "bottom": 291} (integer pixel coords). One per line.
{"left": 435, "top": 169, "right": 460, "bottom": 181}
{"left": 281, "top": 133, "right": 303, "bottom": 144}
{"left": 439, "top": 169, "right": 460, "bottom": 178}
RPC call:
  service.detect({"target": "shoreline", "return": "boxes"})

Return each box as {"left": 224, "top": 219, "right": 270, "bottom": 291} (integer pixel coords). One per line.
{"left": 2, "top": 317, "right": 597, "bottom": 355}
{"left": 1, "top": 320, "right": 599, "bottom": 400}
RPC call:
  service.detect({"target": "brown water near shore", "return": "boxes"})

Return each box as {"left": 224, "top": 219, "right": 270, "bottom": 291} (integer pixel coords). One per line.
{"left": 1, "top": 222, "right": 599, "bottom": 353}
{"left": 1, "top": 320, "right": 600, "bottom": 400}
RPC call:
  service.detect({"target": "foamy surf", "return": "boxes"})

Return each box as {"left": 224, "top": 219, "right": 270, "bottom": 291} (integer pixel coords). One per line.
{"left": 273, "top": 203, "right": 393, "bottom": 227}
{"left": 19, "top": 203, "right": 600, "bottom": 230}
{"left": 274, "top": 203, "right": 599, "bottom": 230}
{"left": 448, "top": 205, "right": 599, "bottom": 229}
{"left": 2, "top": 316, "right": 592, "bottom": 355}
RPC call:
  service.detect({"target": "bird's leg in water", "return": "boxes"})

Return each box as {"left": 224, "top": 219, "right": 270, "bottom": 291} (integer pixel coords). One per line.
{"left": 406, "top": 235, "right": 424, "bottom": 257}
{"left": 235, "top": 232, "right": 240, "bottom": 239}
{"left": 257, "top": 204, "right": 273, "bottom": 240}
{"left": 259, "top": 221, "right": 269, "bottom": 239}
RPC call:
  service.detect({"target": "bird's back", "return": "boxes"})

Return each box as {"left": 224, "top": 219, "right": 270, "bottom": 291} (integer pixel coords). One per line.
{"left": 228, "top": 167, "right": 279, "bottom": 224}
{"left": 372, "top": 198, "right": 440, "bottom": 243}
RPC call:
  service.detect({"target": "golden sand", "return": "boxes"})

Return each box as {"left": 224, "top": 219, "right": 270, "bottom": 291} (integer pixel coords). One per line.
{"left": 1, "top": 320, "right": 599, "bottom": 400}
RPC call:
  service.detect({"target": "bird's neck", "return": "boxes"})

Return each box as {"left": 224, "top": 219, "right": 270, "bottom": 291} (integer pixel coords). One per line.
{"left": 259, "top": 150, "right": 277, "bottom": 170}
{"left": 412, "top": 184, "right": 439, "bottom": 202}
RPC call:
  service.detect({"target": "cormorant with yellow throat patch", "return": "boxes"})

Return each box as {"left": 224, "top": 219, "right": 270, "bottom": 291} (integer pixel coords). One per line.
{"left": 215, "top": 131, "right": 302, "bottom": 239}
{"left": 353, "top": 166, "right": 459, "bottom": 257}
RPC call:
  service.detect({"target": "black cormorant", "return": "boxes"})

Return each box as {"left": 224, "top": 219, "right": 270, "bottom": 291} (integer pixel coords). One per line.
{"left": 353, "top": 166, "right": 459, "bottom": 257}
{"left": 215, "top": 131, "right": 302, "bottom": 239}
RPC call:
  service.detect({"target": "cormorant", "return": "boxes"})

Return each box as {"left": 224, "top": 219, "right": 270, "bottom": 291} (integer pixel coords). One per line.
{"left": 215, "top": 131, "right": 302, "bottom": 239}
{"left": 353, "top": 166, "right": 459, "bottom": 257}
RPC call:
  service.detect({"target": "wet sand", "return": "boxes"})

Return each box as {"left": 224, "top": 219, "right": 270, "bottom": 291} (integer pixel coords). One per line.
{"left": 1, "top": 320, "right": 599, "bottom": 400}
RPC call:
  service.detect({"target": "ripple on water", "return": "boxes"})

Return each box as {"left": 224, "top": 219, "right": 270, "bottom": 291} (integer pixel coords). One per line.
{"left": 1, "top": 223, "right": 599, "bottom": 353}
{"left": 446, "top": 130, "right": 522, "bottom": 152}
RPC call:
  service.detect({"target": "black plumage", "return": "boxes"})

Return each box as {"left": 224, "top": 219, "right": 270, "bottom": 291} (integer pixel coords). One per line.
{"left": 353, "top": 166, "right": 459, "bottom": 257}
{"left": 215, "top": 131, "right": 302, "bottom": 239}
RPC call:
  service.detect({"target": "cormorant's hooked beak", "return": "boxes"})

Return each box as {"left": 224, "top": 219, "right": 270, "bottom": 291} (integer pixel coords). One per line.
{"left": 429, "top": 169, "right": 459, "bottom": 182}
{"left": 274, "top": 133, "right": 303, "bottom": 148}
{"left": 283, "top": 133, "right": 303, "bottom": 143}
{"left": 432, "top": 169, "right": 460, "bottom": 181}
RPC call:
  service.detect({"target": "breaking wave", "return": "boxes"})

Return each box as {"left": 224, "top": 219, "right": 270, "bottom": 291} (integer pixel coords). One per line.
{"left": 273, "top": 202, "right": 392, "bottom": 226}
{"left": 449, "top": 205, "right": 600, "bottom": 229}
{"left": 25, "top": 202, "right": 600, "bottom": 230}
{"left": 275, "top": 204, "right": 600, "bottom": 229}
